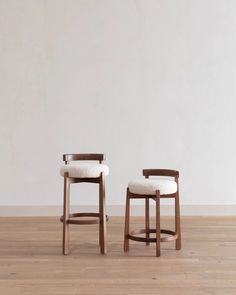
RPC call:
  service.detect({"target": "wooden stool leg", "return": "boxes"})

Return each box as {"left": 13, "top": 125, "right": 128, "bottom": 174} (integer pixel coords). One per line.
{"left": 62, "top": 174, "right": 70, "bottom": 255}
{"left": 156, "top": 190, "right": 161, "bottom": 257}
{"left": 175, "top": 190, "right": 181, "bottom": 250}
{"left": 145, "top": 198, "right": 150, "bottom": 245}
{"left": 99, "top": 224, "right": 101, "bottom": 247}
{"left": 124, "top": 188, "right": 130, "bottom": 252}
{"left": 99, "top": 172, "right": 107, "bottom": 254}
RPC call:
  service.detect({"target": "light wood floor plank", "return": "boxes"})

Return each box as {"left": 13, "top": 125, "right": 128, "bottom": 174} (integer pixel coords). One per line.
{"left": 0, "top": 217, "right": 236, "bottom": 294}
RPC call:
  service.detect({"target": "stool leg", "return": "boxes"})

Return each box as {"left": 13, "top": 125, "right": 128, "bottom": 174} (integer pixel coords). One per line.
{"left": 124, "top": 188, "right": 130, "bottom": 252}
{"left": 175, "top": 190, "right": 181, "bottom": 250}
{"left": 145, "top": 198, "right": 150, "bottom": 245}
{"left": 156, "top": 190, "right": 161, "bottom": 257}
{"left": 62, "top": 174, "right": 70, "bottom": 255}
{"left": 99, "top": 172, "right": 107, "bottom": 254}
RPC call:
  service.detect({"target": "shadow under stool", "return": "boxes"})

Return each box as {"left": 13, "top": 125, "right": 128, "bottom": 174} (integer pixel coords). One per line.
{"left": 124, "top": 169, "right": 181, "bottom": 257}
{"left": 60, "top": 153, "right": 109, "bottom": 255}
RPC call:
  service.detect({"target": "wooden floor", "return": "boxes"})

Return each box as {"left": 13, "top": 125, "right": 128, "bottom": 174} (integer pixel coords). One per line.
{"left": 0, "top": 216, "right": 236, "bottom": 295}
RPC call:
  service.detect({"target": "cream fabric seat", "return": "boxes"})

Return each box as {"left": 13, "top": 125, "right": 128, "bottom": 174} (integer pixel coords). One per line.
{"left": 60, "top": 163, "right": 109, "bottom": 178}
{"left": 128, "top": 178, "right": 177, "bottom": 195}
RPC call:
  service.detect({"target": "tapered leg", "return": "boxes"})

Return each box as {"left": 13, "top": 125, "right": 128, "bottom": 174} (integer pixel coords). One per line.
{"left": 175, "top": 190, "right": 181, "bottom": 250}
{"left": 99, "top": 223, "right": 101, "bottom": 247}
{"left": 145, "top": 198, "right": 150, "bottom": 245}
{"left": 99, "top": 172, "right": 107, "bottom": 254}
{"left": 124, "top": 188, "right": 130, "bottom": 252}
{"left": 62, "top": 174, "right": 70, "bottom": 255}
{"left": 156, "top": 190, "right": 161, "bottom": 257}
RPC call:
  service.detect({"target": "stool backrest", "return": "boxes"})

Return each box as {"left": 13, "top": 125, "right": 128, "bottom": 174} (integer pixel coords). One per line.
{"left": 143, "top": 169, "right": 179, "bottom": 179}
{"left": 63, "top": 154, "right": 105, "bottom": 164}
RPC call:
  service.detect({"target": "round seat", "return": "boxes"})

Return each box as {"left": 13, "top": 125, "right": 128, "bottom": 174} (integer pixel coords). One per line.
{"left": 128, "top": 178, "right": 177, "bottom": 195}
{"left": 60, "top": 163, "right": 109, "bottom": 178}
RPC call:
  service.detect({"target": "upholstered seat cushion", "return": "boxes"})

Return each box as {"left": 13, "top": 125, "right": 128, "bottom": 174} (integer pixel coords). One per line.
{"left": 60, "top": 163, "right": 109, "bottom": 178}
{"left": 128, "top": 178, "right": 177, "bottom": 195}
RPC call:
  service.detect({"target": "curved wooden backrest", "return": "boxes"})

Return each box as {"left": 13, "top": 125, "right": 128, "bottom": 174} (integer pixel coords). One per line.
{"left": 143, "top": 169, "right": 179, "bottom": 178}
{"left": 63, "top": 153, "right": 105, "bottom": 163}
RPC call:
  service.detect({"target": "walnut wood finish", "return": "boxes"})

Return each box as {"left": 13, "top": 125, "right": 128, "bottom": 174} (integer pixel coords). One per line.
{"left": 99, "top": 172, "right": 107, "bottom": 254}
{"left": 62, "top": 172, "right": 70, "bottom": 255}
{"left": 143, "top": 169, "right": 179, "bottom": 178}
{"left": 156, "top": 190, "right": 161, "bottom": 257}
{"left": 63, "top": 153, "right": 105, "bottom": 163}
{"left": 128, "top": 229, "right": 177, "bottom": 243}
{"left": 124, "top": 188, "right": 130, "bottom": 252}
{"left": 175, "top": 176, "right": 181, "bottom": 250}
{"left": 124, "top": 169, "right": 181, "bottom": 257}
{"left": 60, "top": 213, "right": 109, "bottom": 225}
{"left": 145, "top": 198, "right": 150, "bottom": 245}
{"left": 61, "top": 153, "right": 108, "bottom": 255}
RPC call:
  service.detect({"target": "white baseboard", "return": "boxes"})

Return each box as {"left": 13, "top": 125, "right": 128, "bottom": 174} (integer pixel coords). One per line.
{"left": 0, "top": 205, "right": 235, "bottom": 217}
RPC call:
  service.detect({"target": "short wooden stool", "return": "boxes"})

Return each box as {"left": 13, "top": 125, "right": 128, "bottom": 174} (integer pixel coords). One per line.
{"left": 124, "top": 169, "right": 181, "bottom": 257}
{"left": 60, "top": 153, "right": 109, "bottom": 255}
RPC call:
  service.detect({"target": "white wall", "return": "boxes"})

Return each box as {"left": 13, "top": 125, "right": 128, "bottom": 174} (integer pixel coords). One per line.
{"left": 1, "top": 0, "right": 236, "bottom": 211}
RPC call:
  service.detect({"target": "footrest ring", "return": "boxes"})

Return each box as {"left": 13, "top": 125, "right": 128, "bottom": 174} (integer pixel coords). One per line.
{"left": 60, "top": 213, "right": 109, "bottom": 225}
{"left": 128, "top": 228, "right": 177, "bottom": 243}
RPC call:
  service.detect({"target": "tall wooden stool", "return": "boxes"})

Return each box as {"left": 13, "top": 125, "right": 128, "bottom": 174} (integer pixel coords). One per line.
{"left": 124, "top": 169, "right": 181, "bottom": 257}
{"left": 60, "top": 153, "right": 109, "bottom": 255}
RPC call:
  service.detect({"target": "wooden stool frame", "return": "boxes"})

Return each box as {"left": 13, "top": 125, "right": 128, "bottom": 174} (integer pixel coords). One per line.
{"left": 60, "top": 153, "right": 108, "bottom": 255}
{"left": 124, "top": 169, "right": 181, "bottom": 257}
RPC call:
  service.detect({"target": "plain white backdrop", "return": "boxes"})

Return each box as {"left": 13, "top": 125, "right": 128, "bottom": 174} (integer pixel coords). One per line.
{"left": 1, "top": 0, "right": 236, "bottom": 212}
